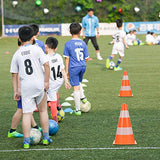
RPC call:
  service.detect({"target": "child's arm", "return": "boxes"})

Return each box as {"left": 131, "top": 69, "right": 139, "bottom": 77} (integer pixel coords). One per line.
{"left": 12, "top": 73, "right": 20, "bottom": 101}
{"left": 123, "top": 37, "right": 129, "bottom": 49}
{"left": 43, "top": 62, "right": 50, "bottom": 92}
{"left": 61, "top": 69, "right": 71, "bottom": 90}
{"left": 65, "top": 57, "right": 70, "bottom": 79}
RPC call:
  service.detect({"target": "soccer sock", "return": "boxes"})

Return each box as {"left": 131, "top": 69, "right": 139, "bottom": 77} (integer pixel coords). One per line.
{"left": 80, "top": 83, "right": 85, "bottom": 99}
{"left": 116, "top": 58, "right": 122, "bottom": 68}
{"left": 24, "top": 137, "right": 30, "bottom": 143}
{"left": 50, "top": 101, "right": 58, "bottom": 123}
{"left": 43, "top": 132, "right": 49, "bottom": 139}
{"left": 73, "top": 90, "right": 81, "bottom": 111}
{"left": 109, "top": 56, "right": 113, "bottom": 60}
{"left": 97, "top": 52, "right": 100, "bottom": 57}
{"left": 33, "top": 125, "right": 39, "bottom": 129}
{"left": 10, "top": 128, "right": 16, "bottom": 133}
{"left": 56, "top": 93, "right": 61, "bottom": 110}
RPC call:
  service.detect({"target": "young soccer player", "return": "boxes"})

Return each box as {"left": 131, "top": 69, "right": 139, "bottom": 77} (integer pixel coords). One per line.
{"left": 10, "top": 26, "right": 52, "bottom": 149}
{"left": 45, "top": 37, "right": 71, "bottom": 122}
{"left": 29, "top": 23, "right": 45, "bottom": 53}
{"left": 63, "top": 22, "right": 89, "bottom": 115}
{"left": 106, "top": 19, "right": 129, "bottom": 71}
{"left": 8, "top": 39, "right": 42, "bottom": 138}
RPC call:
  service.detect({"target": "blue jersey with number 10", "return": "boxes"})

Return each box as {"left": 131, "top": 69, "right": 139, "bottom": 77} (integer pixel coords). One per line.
{"left": 63, "top": 39, "right": 89, "bottom": 68}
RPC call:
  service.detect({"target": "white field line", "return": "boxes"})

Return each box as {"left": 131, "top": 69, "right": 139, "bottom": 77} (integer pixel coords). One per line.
{"left": 0, "top": 147, "right": 160, "bottom": 152}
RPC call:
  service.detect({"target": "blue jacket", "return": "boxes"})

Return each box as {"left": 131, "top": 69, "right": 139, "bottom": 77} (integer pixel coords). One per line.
{"left": 82, "top": 14, "right": 99, "bottom": 37}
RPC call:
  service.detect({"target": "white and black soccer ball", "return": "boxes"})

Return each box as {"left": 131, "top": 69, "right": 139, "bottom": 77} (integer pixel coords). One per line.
{"left": 30, "top": 128, "right": 42, "bottom": 145}
{"left": 109, "top": 61, "right": 115, "bottom": 70}
{"left": 80, "top": 101, "right": 91, "bottom": 113}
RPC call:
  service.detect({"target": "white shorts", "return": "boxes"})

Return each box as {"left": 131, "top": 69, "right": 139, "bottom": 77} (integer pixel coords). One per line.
{"left": 47, "top": 81, "right": 63, "bottom": 101}
{"left": 22, "top": 91, "right": 44, "bottom": 113}
{"left": 112, "top": 48, "right": 124, "bottom": 57}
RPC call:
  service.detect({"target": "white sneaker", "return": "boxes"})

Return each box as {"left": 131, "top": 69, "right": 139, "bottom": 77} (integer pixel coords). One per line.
{"left": 97, "top": 56, "right": 103, "bottom": 60}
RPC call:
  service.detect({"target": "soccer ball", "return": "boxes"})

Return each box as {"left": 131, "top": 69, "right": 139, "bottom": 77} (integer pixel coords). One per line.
{"left": 49, "top": 119, "right": 59, "bottom": 135}
{"left": 57, "top": 109, "right": 65, "bottom": 122}
{"left": 80, "top": 101, "right": 91, "bottom": 113}
{"left": 133, "top": 41, "right": 138, "bottom": 46}
{"left": 30, "top": 128, "right": 42, "bottom": 145}
{"left": 109, "top": 61, "right": 115, "bottom": 70}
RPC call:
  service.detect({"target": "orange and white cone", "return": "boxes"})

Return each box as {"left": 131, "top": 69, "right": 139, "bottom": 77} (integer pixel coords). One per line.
{"left": 119, "top": 71, "right": 133, "bottom": 97}
{"left": 113, "top": 103, "right": 137, "bottom": 145}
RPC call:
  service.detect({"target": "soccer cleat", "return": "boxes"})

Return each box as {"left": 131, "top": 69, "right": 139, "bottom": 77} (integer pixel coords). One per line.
{"left": 38, "top": 127, "right": 42, "bottom": 133}
{"left": 23, "top": 142, "right": 30, "bottom": 149}
{"left": 114, "top": 66, "right": 122, "bottom": 71}
{"left": 81, "top": 97, "right": 87, "bottom": 104}
{"left": 70, "top": 110, "right": 81, "bottom": 116}
{"left": 106, "top": 58, "right": 110, "bottom": 69}
{"left": 43, "top": 138, "right": 53, "bottom": 145}
{"left": 8, "top": 131, "right": 24, "bottom": 138}
{"left": 97, "top": 56, "right": 103, "bottom": 60}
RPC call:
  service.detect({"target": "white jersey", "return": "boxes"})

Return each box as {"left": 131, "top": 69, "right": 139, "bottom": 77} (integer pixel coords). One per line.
{"left": 46, "top": 53, "right": 64, "bottom": 101}
{"left": 125, "top": 33, "right": 134, "bottom": 46}
{"left": 112, "top": 29, "right": 126, "bottom": 50}
{"left": 10, "top": 44, "right": 48, "bottom": 98}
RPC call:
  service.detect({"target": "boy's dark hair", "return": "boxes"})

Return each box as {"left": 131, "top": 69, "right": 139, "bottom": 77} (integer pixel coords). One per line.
{"left": 147, "top": 31, "right": 151, "bottom": 34}
{"left": 70, "top": 22, "right": 82, "bottom": 35}
{"left": 88, "top": 8, "right": 94, "bottom": 12}
{"left": 18, "top": 26, "right": 34, "bottom": 42}
{"left": 29, "top": 23, "right": 39, "bottom": 36}
{"left": 45, "top": 37, "right": 58, "bottom": 49}
{"left": 116, "top": 19, "right": 123, "bottom": 28}
{"left": 151, "top": 32, "right": 154, "bottom": 35}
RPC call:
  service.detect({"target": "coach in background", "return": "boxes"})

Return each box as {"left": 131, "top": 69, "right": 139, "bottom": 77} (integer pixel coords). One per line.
{"left": 82, "top": 8, "right": 103, "bottom": 60}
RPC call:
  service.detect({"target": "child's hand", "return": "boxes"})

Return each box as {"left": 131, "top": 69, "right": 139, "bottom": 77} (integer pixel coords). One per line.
{"left": 14, "top": 92, "right": 20, "bottom": 101}
{"left": 44, "top": 82, "right": 49, "bottom": 92}
{"left": 65, "top": 81, "right": 71, "bottom": 90}
{"left": 126, "top": 45, "right": 129, "bottom": 49}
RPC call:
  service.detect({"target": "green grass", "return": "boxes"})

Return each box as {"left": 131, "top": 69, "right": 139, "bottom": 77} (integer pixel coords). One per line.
{"left": 0, "top": 35, "right": 160, "bottom": 160}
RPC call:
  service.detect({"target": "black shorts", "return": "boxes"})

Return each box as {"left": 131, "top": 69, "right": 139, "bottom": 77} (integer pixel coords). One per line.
{"left": 83, "top": 36, "right": 99, "bottom": 51}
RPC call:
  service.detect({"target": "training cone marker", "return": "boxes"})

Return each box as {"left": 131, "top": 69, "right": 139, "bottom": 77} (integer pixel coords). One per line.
{"left": 61, "top": 102, "right": 71, "bottom": 107}
{"left": 65, "top": 97, "right": 74, "bottom": 101}
{"left": 82, "top": 79, "right": 89, "bottom": 83}
{"left": 113, "top": 103, "right": 137, "bottom": 145}
{"left": 81, "top": 83, "right": 87, "bottom": 87}
{"left": 119, "top": 71, "right": 133, "bottom": 97}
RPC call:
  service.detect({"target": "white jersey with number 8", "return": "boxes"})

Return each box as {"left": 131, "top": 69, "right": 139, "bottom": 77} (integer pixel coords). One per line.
{"left": 10, "top": 44, "right": 48, "bottom": 113}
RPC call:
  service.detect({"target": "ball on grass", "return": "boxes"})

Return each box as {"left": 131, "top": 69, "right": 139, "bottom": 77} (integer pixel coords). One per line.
{"left": 49, "top": 119, "right": 59, "bottom": 135}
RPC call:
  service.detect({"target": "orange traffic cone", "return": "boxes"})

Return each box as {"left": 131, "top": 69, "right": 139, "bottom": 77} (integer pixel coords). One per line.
{"left": 119, "top": 71, "right": 133, "bottom": 97}
{"left": 113, "top": 103, "right": 137, "bottom": 145}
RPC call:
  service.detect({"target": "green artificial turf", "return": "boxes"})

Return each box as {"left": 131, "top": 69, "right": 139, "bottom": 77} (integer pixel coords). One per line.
{"left": 0, "top": 35, "right": 160, "bottom": 160}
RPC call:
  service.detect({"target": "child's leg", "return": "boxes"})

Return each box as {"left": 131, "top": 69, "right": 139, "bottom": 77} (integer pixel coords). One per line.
{"left": 10, "top": 108, "right": 22, "bottom": 130}
{"left": 48, "top": 101, "right": 58, "bottom": 123}
{"left": 80, "top": 83, "right": 85, "bottom": 99}
{"left": 8, "top": 108, "right": 24, "bottom": 138}
{"left": 31, "top": 115, "right": 41, "bottom": 130}
{"left": 22, "top": 112, "right": 32, "bottom": 138}
{"left": 38, "top": 93, "right": 49, "bottom": 138}
{"left": 56, "top": 93, "right": 61, "bottom": 110}
{"left": 73, "top": 85, "right": 81, "bottom": 111}
{"left": 115, "top": 56, "right": 123, "bottom": 68}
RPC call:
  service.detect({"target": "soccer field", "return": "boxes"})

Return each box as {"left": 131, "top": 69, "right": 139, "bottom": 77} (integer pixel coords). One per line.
{"left": 0, "top": 35, "right": 160, "bottom": 160}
